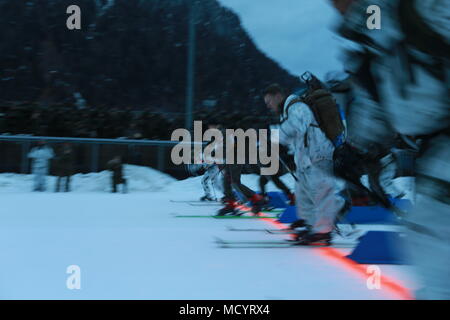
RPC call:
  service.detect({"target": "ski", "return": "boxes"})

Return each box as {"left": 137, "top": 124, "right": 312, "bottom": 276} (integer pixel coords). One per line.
{"left": 215, "top": 237, "right": 302, "bottom": 245}
{"left": 170, "top": 200, "right": 219, "bottom": 204}
{"left": 217, "top": 243, "right": 353, "bottom": 248}
{"left": 214, "top": 237, "right": 356, "bottom": 248}
{"left": 173, "top": 214, "right": 278, "bottom": 219}
{"left": 226, "top": 226, "right": 291, "bottom": 233}
{"left": 215, "top": 214, "right": 278, "bottom": 219}
{"left": 188, "top": 203, "right": 222, "bottom": 207}
{"left": 265, "top": 228, "right": 363, "bottom": 237}
{"left": 265, "top": 229, "right": 296, "bottom": 234}
{"left": 226, "top": 226, "right": 363, "bottom": 239}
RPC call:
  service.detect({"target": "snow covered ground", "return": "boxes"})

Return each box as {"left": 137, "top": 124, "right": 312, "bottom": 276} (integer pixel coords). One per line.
{"left": 0, "top": 166, "right": 418, "bottom": 299}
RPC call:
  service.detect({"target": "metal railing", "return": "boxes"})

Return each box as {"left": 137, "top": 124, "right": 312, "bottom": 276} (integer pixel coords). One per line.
{"left": 0, "top": 135, "right": 186, "bottom": 178}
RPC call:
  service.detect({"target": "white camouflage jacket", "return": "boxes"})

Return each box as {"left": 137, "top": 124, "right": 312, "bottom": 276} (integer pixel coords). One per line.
{"left": 28, "top": 146, "right": 54, "bottom": 173}
{"left": 278, "top": 95, "right": 335, "bottom": 171}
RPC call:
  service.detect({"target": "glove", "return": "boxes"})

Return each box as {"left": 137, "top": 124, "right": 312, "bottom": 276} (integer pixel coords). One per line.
{"left": 333, "top": 143, "right": 368, "bottom": 184}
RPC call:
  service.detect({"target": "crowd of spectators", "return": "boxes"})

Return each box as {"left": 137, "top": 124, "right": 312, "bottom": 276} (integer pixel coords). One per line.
{"left": 0, "top": 104, "right": 184, "bottom": 140}
{"left": 0, "top": 104, "right": 275, "bottom": 140}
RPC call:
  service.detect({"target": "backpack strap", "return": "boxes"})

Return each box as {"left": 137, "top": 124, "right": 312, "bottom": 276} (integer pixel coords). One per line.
{"left": 282, "top": 90, "right": 328, "bottom": 148}
{"left": 280, "top": 96, "right": 303, "bottom": 124}
{"left": 285, "top": 97, "right": 303, "bottom": 117}
{"left": 281, "top": 96, "right": 313, "bottom": 148}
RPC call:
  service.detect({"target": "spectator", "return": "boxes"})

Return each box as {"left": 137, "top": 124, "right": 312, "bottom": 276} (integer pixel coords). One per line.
{"left": 106, "top": 156, "right": 128, "bottom": 193}
{"left": 28, "top": 140, "right": 54, "bottom": 192}
{"left": 54, "top": 143, "right": 75, "bottom": 192}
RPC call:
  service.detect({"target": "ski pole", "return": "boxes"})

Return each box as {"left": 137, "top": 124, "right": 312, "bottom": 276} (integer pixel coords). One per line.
{"left": 278, "top": 155, "right": 298, "bottom": 182}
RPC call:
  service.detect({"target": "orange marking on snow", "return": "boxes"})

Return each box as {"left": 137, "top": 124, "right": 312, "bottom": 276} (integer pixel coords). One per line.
{"left": 259, "top": 212, "right": 414, "bottom": 300}
{"left": 317, "top": 247, "right": 414, "bottom": 300}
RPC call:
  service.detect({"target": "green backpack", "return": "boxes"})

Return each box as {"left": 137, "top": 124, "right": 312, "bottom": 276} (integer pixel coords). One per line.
{"left": 286, "top": 72, "right": 346, "bottom": 147}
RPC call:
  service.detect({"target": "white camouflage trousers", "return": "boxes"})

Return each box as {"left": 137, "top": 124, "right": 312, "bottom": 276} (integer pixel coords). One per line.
{"left": 201, "top": 165, "right": 221, "bottom": 199}
{"left": 33, "top": 167, "right": 49, "bottom": 191}
{"left": 296, "top": 160, "right": 345, "bottom": 234}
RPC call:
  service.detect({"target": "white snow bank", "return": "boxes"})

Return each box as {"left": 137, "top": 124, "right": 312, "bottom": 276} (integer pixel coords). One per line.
{"left": 0, "top": 163, "right": 413, "bottom": 202}
{"left": 0, "top": 165, "right": 176, "bottom": 193}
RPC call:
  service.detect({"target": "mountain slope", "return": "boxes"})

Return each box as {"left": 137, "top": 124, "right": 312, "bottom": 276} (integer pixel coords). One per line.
{"left": 0, "top": 0, "right": 300, "bottom": 111}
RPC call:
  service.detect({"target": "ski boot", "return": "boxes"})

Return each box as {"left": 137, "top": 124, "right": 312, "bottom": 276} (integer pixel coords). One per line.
{"left": 294, "top": 232, "right": 332, "bottom": 246}
{"left": 220, "top": 197, "right": 228, "bottom": 204}
{"left": 200, "top": 195, "right": 216, "bottom": 202}
{"left": 216, "top": 199, "right": 238, "bottom": 216}
{"left": 249, "top": 194, "right": 265, "bottom": 215}
{"left": 290, "top": 223, "right": 312, "bottom": 241}
{"left": 289, "top": 219, "right": 307, "bottom": 230}
{"left": 261, "top": 194, "right": 275, "bottom": 211}
{"left": 287, "top": 192, "right": 296, "bottom": 206}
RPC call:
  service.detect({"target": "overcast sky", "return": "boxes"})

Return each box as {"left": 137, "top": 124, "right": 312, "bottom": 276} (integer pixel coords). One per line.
{"left": 217, "top": 0, "right": 347, "bottom": 79}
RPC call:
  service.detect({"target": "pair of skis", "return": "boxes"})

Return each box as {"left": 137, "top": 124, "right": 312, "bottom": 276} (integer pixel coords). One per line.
{"left": 216, "top": 226, "right": 361, "bottom": 248}
{"left": 170, "top": 200, "right": 283, "bottom": 212}
{"left": 227, "top": 226, "right": 295, "bottom": 234}
{"left": 226, "top": 226, "right": 361, "bottom": 237}
{"left": 172, "top": 214, "right": 279, "bottom": 219}
{"left": 214, "top": 237, "right": 355, "bottom": 248}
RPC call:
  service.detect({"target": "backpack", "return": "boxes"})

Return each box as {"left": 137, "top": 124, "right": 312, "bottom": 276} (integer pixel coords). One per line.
{"left": 286, "top": 72, "right": 346, "bottom": 147}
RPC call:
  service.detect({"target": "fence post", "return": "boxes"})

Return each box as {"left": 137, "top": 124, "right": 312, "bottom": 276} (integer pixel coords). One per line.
{"left": 157, "top": 145, "right": 165, "bottom": 172}
{"left": 21, "top": 141, "right": 30, "bottom": 174}
{"left": 91, "top": 144, "right": 99, "bottom": 172}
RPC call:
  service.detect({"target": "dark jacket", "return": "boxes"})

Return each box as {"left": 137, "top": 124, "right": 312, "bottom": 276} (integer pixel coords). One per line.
{"left": 107, "top": 158, "right": 125, "bottom": 183}
{"left": 54, "top": 146, "right": 75, "bottom": 177}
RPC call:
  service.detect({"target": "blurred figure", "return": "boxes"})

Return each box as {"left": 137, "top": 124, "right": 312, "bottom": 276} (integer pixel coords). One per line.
{"left": 28, "top": 140, "right": 54, "bottom": 192}
{"left": 387, "top": 135, "right": 419, "bottom": 203}
{"left": 200, "top": 122, "right": 223, "bottom": 202}
{"left": 330, "top": 0, "right": 449, "bottom": 299}
{"left": 107, "top": 156, "right": 128, "bottom": 193}
{"left": 324, "top": 70, "right": 352, "bottom": 124}
{"left": 216, "top": 116, "right": 265, "bottom": 216}
{"left": 200, "top": 164, "right": 220, "bottom": 202}
{"left": 54, "top": 143, "right": 75, "bottom": 192}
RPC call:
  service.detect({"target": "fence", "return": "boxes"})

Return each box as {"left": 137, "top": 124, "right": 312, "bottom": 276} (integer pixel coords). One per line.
{"left": 0, "top": 135, "right": 188, "bottom": 179}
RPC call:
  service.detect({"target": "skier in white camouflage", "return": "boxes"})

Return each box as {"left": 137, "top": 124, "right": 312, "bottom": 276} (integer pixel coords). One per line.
{"left": 200, "top": 164, "right": 221, "bottom": 201}
{"left": 263, "top": 82, "right": 347, "bottom": 245}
